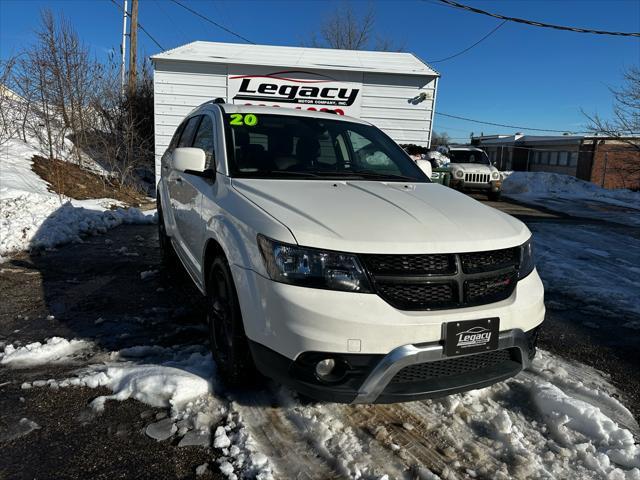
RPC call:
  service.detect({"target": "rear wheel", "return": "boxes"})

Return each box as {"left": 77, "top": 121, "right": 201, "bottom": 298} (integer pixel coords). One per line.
{"left": 206, "top": 256, "right": 256, "bottom": 387}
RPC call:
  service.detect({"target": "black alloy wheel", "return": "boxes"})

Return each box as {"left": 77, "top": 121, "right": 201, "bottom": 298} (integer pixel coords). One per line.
{"left": 206, "top": 256, "right": 256, "bottom": 386}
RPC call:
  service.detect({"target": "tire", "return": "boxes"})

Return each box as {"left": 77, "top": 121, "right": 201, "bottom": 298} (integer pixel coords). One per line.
{"left": 206, "top": 255, "right": 256, "bottom": 387}
{"left": 157, "top": 196, "right": 179, "bottom": 271}
{"left": 488, "top": 191, "right": 502, "bottom": 201}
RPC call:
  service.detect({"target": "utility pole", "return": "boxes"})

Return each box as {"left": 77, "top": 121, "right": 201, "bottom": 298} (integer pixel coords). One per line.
{"left": 120, "top": 0, "right": 128, "bottom": 92}
{"left": 128, "top": 0, "right": 139, "bottom": 95}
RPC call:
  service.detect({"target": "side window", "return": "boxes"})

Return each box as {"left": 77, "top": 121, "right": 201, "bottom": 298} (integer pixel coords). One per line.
{"left": 192, "top": 115, "right": 215, "bottom": 168}
{"left": 178, "top": 116, "right": 201, "bottom": 148}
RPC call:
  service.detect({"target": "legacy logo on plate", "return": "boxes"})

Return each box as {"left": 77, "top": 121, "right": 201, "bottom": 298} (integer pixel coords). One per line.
{"left": 456, "top": 326, "right": 492, "bottom": 348}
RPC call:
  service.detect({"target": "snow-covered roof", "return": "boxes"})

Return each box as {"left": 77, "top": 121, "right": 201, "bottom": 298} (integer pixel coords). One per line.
{"left": 151, "top": 41, "right": 439, "bottom": 77}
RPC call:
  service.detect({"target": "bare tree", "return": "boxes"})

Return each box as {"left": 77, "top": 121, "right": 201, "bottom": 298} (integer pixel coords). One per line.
{"left": 583, "top": 66, "right": 640, "bottom": 152}
{"left": 35, "top": 9, "right": 99, "bottom": 165}
{"left": 0, "top": 56, "right": 19, "bottom": 145}
{"left": 2, "top": 9, "right": 153, "bottom": 196}
{"left": 431, "top": 131, "right": 451, "bottom": 148}
{"left": 307, "top": 2, "right": 403, "bottom": 51}
{"left": 88, "top": 55, "right": 154, "bottom": 190}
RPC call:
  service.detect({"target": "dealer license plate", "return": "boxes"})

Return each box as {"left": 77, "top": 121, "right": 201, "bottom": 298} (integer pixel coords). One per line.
{"left": 445, "top": 317, "right": 500, "bottom": 357}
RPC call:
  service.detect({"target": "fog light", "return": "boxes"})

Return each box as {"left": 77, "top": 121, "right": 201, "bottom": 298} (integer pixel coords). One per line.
{"left": 315, "top": 358, "right": 336, "bottom": 378}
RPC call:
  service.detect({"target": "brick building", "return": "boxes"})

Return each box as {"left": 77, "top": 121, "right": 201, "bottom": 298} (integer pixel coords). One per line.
{"left": 471, "top": 134, "right": 640, "bottom": 190}
{"left": 581, "top": 138, "right": 640, "bottom": 190}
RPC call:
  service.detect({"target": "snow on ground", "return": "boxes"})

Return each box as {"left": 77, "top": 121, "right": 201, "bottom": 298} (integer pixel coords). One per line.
{"left": 0, "top": 337, "right": 92, "bottom": 367}
{"left": 9, "top": 335, "right": 639, "bottom": 479}
{"left": 502, "top": 172, "right": 640, "bottom": 225}
{"left": 531, "top": 222, "right": 640, "bottom": 317}
{"left": 0, "top": 138, "right": 156, "bottom": 260}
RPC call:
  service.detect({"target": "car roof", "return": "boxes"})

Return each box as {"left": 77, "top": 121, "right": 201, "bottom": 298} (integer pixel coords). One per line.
{"left": 194, "top": 102, "right": 371, "bottom": 125}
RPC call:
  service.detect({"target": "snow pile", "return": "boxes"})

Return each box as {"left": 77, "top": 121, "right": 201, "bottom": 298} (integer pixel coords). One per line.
{"left": 65, "top": 346, "right": 215, "bottom": 412}
{"left": 17, "top": 340, "right": 274, "bottom": 479}
{"left": 0, "top": 139, "right": 156, "bottom": 259}
{"left": 503, "top": 172, "right": 638, "bottom": 204}
{"left": 1, "top": 337, "right": 92, "bottom": 367}
{"left": 502, "top": 172, "right": 640, "bottom": 224}
{"left": 15, "top": 336, "right": 638, "bottom": 479}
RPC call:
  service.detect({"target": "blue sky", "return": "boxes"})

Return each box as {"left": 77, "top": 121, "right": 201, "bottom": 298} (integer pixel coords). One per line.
{"left": 1, "top": 0, "right": 639, "bottom": 141}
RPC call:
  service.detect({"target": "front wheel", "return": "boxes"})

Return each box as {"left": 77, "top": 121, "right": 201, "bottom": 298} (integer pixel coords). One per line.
{"left": 488, "top": 191, "right": 502, "bottom": 201}
{"left": 206, "top": 256, "right": 256, "bottom": 387}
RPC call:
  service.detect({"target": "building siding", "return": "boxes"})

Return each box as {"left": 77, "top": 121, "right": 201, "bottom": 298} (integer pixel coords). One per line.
{"left": 153, "top": 59, "right": 437, "bottom": 183}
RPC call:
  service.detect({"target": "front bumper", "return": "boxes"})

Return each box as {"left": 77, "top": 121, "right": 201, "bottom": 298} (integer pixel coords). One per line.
{"left": 249, "top": 327, "right": 539, "bottom": 404}
{"left": 233, "top": 266, "right": 545, "bottom": 360}
{"left": 451, "top": 179, "right": 501, "bottom": 192}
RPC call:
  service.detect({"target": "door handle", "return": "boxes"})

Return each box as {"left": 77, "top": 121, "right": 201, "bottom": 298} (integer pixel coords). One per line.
{"left": 176, "top": 177, "right": 182, "bottom": 183}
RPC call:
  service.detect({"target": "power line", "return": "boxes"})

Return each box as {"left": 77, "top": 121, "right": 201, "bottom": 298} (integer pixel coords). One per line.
{"left": 109, "top": 0, "right": 164, "bottom": 50}
{"left": 169, "top": 0, "right": 255, "bottom": 44}
{"left": 153, "top": 0, "right": 189, "bottom": 45}
{"left": 435, "top": 112, "right": 590, "bottom": 134}
{"left": 436, "top": 0, "right": 640, "bottom": 37}
{"left": 428, "top": 20, "right": 507, "bottom": 63}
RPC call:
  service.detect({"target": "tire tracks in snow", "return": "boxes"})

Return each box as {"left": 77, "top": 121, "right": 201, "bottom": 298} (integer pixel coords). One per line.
{"left": 235, "top": 387, "right": 464, "bottom": 479}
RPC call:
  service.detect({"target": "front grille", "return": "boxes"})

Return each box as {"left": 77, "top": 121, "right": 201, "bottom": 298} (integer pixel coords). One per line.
{"left": 460, "top": 248, "right": 519, "bottom": 273}
{"left": 362, "top": 254, "right": 455, "bottom": 276}
{"left": 376, "top": 282, "right": 457, "bottom": 310}
{"left": 390, "top": 348, "right": 514, "bottom": 384}
{"left": 464, "top": 173, "right": 490, "bottom": 183}
{"left": 362, "top": 248, "right": 520, "bottom": 311}
{"left": 465, "top": 272, "right": 517, "bottom": 303}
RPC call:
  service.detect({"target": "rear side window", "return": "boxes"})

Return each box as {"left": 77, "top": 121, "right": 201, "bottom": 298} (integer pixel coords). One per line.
{"left": 178, "top": 116, "right": 201, "bottom": 148}
{"left": 192, "top": 115, "right": 215, "bottom": 168}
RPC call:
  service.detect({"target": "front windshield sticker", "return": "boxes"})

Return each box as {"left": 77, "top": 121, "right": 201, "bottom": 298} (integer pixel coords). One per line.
{"left": 229, "top": 113, "right": 258, "bottom": 126}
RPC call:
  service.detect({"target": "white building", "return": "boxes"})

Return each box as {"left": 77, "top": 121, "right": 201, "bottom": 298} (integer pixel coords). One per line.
{"left": 151, "top": 41, "right": 440, "bottom": 182}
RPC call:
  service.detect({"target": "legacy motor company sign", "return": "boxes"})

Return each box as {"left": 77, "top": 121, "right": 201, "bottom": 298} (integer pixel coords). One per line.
{"left": 228, "top": 70, "right": 363, "bottom": 117}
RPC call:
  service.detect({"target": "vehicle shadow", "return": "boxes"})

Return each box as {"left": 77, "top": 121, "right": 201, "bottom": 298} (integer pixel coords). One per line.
{"left": 2, "top": 203, "right": 277, "bottom": 406}
{"left": 0, "top": 204, "right": 229, "bottom": 480}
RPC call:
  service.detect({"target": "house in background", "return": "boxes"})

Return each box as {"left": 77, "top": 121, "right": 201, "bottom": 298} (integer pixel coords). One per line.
{"left": 471, "top": 134, "right": 640, "bottom": 190}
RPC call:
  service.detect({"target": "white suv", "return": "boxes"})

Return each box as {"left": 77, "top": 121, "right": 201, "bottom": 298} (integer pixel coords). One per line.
{"left": 157, "top": 103, "right": 545, "bottom": 404}
{"left": 448, "top": 147, "right": 502, "bottom": 201}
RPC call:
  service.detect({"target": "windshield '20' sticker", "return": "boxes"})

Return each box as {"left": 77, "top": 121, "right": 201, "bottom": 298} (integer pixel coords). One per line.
{"left": 229, "top": 114, "right": 258, "bottom": 126}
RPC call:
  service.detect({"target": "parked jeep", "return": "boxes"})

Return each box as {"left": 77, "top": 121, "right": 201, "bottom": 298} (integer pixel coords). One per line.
{"left": 157, "top": 103, "right": 544, "bottom": 404}
{"left": 447, "top": 146, "right": 502, "bottom": 201}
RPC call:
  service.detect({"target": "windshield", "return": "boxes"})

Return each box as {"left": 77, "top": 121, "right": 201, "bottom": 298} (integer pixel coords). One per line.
{"left": 448, "top": 150, "right": 490, "bottom": 165}
{"left": 223, "top": 113, "right": 429, "bottom": 182}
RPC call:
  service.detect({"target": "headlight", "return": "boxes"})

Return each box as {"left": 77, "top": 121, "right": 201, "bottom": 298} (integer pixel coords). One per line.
{"left": 454, "top": 170, "right": 464, "bottom": 179}
{"left": 257, "top": 235, "right": 372, "bottom": 292}
{"left": 519, "top": 238, "right": 535, "bottom": 279}
{"left": 491, "top": 171, "right": 500, "bottom": 180}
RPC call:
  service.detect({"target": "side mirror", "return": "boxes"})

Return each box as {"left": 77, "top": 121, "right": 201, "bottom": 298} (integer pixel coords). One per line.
{"left": 416, "top": 159, "right": 433, "bottom": 179}
{"left": 172, "top": 147, "right": 206, "bottom": 174}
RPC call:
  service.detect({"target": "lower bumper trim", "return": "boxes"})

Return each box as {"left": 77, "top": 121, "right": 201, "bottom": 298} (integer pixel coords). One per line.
{"left": 248, "top": 328, "right": 537, "bottom": 404}
{"left": 353, "top": 328, "right": 532, "bottom": 403}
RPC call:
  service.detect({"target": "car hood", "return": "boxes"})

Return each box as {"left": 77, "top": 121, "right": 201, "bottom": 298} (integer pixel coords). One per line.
{"left": 232, "top": 179, "right": 529, "bottom": 253}
{"left": 450, "top": 163, "right": 497, "bottom": 174}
